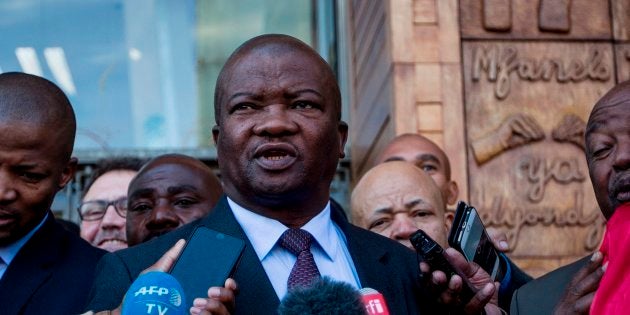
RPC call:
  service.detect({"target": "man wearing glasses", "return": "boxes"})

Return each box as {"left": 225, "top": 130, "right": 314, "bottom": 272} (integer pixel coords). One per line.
{"left": 79, "top": 157, "right": 144, "bottom": 252}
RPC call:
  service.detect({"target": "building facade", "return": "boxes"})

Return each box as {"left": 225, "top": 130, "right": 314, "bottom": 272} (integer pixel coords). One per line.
{"left": 348, "top": 0, "right": 629, "bottom": 276}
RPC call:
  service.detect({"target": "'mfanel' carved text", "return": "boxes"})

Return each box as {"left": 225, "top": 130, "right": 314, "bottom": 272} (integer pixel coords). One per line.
{"left": 472, "top": 45, "right": 611, "bottom": 99}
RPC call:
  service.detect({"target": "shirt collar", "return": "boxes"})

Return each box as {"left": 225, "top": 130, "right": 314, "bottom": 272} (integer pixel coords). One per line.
{"left": 0, "top": 212, "right": 49, "bottom": 266}
{"left": 228, "top": 197, "right": 337, "bottom": 261}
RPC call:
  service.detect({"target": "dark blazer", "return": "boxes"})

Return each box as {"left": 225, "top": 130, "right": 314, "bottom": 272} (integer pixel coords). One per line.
{"left": 87, "top": 196, "right": 437, "bottom": 314}
{"left": 510, "top": 256, "right": 591, "bottom": 314}
{"left": 0, "top": 212, "right": 105, "bottom": 315}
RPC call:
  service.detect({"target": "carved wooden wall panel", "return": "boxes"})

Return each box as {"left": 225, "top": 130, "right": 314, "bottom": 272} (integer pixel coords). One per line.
{"left": 460, "top": 0, "right": 611, "bottom": 40}
{"left": 349, "top": 0, "right": 629, "bottom": 276}
{"left": 612, "top": 0, "right": 630, "bottom": 40}
{"left": 616, "top": 44, "right": 630, "bottom": 82}
{"left": 462, "top": 42, "right": 614, "bottom": 276}
{"left": 458, "top": 0, "right": 629, "bottom": 276}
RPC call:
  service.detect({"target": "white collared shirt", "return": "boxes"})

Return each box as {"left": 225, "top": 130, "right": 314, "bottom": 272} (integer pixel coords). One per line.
{"left": 0, "top": 212, "right": 49, "bottom": 280}
{"left": 228, "top": 197, "right": 361, "bottom": 299}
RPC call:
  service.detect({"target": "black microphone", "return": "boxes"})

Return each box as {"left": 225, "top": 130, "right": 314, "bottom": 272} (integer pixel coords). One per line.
{"left": 278, "top": 277, "right": 367, "bottom": 315}
{"left": 121, "top": 271, "right": 187, "bottom": 315}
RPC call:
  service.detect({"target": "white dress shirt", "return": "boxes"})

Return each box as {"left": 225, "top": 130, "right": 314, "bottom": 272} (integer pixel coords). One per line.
{"left": 0, "top": 212, "right": 48, "bottom": 280}
{"left": 228, "top": 197, "right": 361, "bottom": 299}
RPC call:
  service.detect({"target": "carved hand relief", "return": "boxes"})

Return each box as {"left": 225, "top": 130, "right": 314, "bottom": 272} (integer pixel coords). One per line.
{"left": 471, "top": 114, "right": 587, "bottom": 164}
{"left": 463, "top": 42, "right": 613, "bottom": 271}
{"left": 471, "top": 113, "right": 544, "bottom": 165}
{"left": 551, "top": 114, "right": 586, "bottom": 150}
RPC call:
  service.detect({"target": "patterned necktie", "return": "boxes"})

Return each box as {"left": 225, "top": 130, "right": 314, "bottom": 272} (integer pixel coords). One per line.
{"left": 279, "top": 228, "right": 321, "bottom": 289}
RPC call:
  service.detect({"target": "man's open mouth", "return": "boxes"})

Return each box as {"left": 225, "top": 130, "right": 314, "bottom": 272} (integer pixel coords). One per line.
{"left": 254, "top": 143, "right": 298, "bottom": 170}
{"left": 612, "top": 174, "right": 630, "bottom": 203}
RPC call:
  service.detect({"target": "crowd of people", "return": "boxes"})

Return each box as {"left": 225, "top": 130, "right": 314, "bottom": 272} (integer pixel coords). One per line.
{"left": 0, "top": 33, "right": 627, "bottom": 315}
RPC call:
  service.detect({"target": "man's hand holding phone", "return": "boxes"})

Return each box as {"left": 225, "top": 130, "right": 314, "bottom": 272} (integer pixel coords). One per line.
{"left": 449, "top": 202, "right": 504, "bottom": 282}
{"left": 412, "top": 230, "right": 501, "bottom": 314}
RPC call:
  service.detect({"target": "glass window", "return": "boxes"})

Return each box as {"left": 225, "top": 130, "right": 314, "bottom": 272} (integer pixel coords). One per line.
{"left": 0, "top": 0, "right": 341, "bottom": 218}
{"left": 0, "top": 0, "right": 336, "bottom": 156}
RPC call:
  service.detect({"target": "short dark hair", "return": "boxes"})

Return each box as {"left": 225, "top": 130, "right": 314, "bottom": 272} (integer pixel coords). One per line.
{"left": 0, "top": 72, "right": 76, "bottom": 162}
{"left": 82, "top": 157, "right": 146, "bottom": 199}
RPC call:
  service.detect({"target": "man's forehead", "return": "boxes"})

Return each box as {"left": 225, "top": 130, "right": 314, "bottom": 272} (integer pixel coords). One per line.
{"left": 368, "top": 197, "right": 432, "bottom": 212}
{"left": 226, "top": 50, "right": 326, "bottom": 82}
{"left": 129, "top": 181, "right": 199, "bottom": 196}
{"left": 143, "top": 157, "right": 204, "bottom": 172}
{"left": 84, "top": 171, "right": 135, "bottom": 198}
{"left": 587, "top": 100, "right": 630, "bottom": 136}
{"left": 387, "top": 140, "right": 446, "bottom": 163}
{"left": 364, "top": 165, "right": 435, "bottom": 192}
{"left": 136, "top": 159, "right": 214, "bottom": 186}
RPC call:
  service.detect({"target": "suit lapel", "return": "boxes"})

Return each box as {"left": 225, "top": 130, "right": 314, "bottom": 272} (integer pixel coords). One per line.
{"left": 200, "top": 196, "right": 280, "bottom": 313}
{"left": 199, "top": 197, "right": 397, "bottom": 313}
{"left": 330, "top": 204, "right": 391, "bottom": 290}
{"left": 0, "top": 215, "right": 60, "bottom": 314}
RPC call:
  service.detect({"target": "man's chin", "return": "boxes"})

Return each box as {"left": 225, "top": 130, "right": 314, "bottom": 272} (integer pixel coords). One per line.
{"left": 142, "top": 229, "right": 175, "bottom": 243}
{"left": 99, "top": 240, "right": 128, "bottom": 252}
{"left": 401, "top": 240, "right": 414, "bottom": 251}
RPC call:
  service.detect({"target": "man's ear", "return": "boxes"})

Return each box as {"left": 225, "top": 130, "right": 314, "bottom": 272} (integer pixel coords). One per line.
{"left": 446, "top": 181, "right": 459, "bottom": 205}
{"left": 338, "top": 121, "right": 349, "bottom": 158}
{"left": 444, "top": 211, "right": 454, "bottom": 233}
{"left": 59, "top": 157, "right": 78, "bottom": 189}
{"left": 212, "top": 125, "right": 220, "bottom": 145}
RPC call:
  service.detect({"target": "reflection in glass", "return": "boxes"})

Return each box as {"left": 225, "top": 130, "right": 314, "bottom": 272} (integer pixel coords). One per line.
{"left": 0, "top": 0, "right": 332, "bottom": 153}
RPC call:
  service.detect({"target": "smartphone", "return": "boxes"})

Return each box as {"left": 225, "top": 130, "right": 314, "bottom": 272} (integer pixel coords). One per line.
{"left": 410, "top": 229, "right": 475, "bottom": 303}
{"left": 448, "top": 201, "right": 503, "bottom": 281}
{"left": 169, "top": 227, "right": 245, "bottom": 308}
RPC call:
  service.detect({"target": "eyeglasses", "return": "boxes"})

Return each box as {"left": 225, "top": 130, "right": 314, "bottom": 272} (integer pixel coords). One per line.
{"left": 78, "top": 197, "right": 128, "bottom": 221}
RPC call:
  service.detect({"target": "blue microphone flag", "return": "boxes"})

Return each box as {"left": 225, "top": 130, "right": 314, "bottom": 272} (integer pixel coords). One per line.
{"left": 122, "top": 271, "right": 187, "bottom": 315}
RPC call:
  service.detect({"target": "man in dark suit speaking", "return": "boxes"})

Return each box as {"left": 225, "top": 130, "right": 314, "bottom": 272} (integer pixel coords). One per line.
{"left": 0, "top": 72, "right": 105, "bottom": 314}
{"left": 86, "top": 34, "right": 498, "bottom": 314}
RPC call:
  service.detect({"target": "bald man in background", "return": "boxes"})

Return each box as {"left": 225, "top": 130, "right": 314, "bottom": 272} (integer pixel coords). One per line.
{"left": 0, "top": 72, "right": 105, "bottom": 314}
{"left": 352, "top": 161, "right": 450, "bottom": 248}
{"left": 373, "top": 133, "right": 532, "bottom": 310}
{"left": 377, "top": 133, "right": 459, "bottom": 207}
